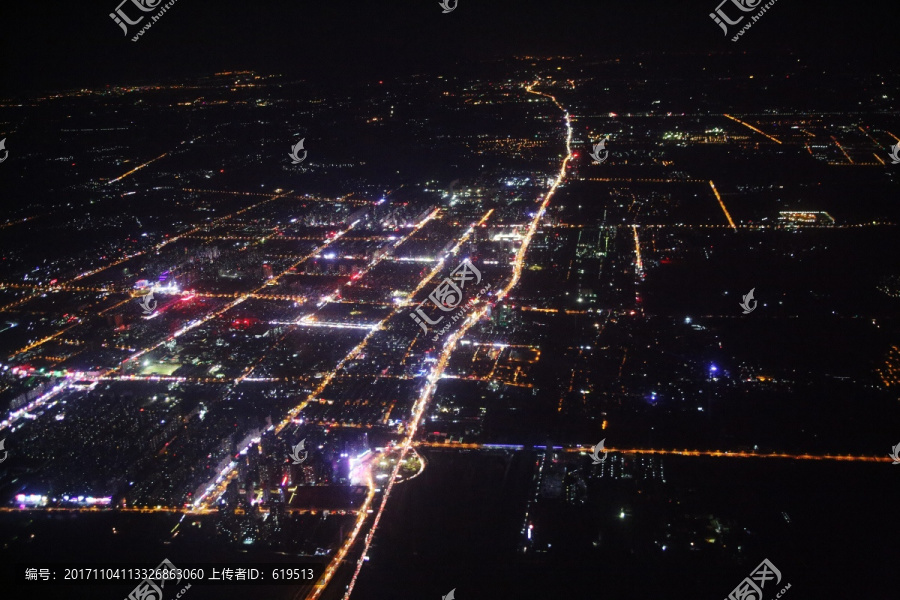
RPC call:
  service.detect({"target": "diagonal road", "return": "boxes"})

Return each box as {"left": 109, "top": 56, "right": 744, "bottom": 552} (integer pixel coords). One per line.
{"left": 324, "top": 79, "right": 574, "bottom": 600}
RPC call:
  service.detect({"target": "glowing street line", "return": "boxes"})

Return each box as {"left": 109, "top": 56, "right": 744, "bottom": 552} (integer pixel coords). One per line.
{"left": 856, "top": 125, "right": 881, "bottom": 147}
{"left": 418, "top": 441, "right": 892, "bottom": 463}
{"left": 234, "top": 209, "right": 441, "bottom": 384}
{"left": 210, "top": 211, "right": 460, "bottom": 466}
{"left": 277, "top": 213, "right": 501, "bottom": 597}
{"left": 0, "top": 382, "right": 68, "bottom": 432}
{"left": 9, "top": 326, "right": 79, "bottom": 358}
{"left": 312, "top": 207, "right": 442, "bottom": 311}
{"left": 0, "top": 290, "right": 42, "bottom": 312}
{"left": 182, "top": 189, "right": 367, "bottom": 204}
{"left": 272, "top": 320, "right": 376, "bottom": 330}
{"left": 0, "top": 215, "right": 38, "bottom": 230}
{"left": 292, "top": 473, "right": 376, "bottom": 600}
{"left": 299, "top": 212, "right": 498, "bottom": 600}
{"left": 830, "top": 135, "right": 854, "bottom": 164}
{"left": 1, "top": 209, "right": 349, "bottom": 432}
{"left": 223, "top": 226, "right": 362, "bottom": 388}
{"left": 401, "top": 209, "right": 494, "bottom": 309}
{"left": 579, "top": 447, "right": 891, "bottom": 462}
{"left": 68, "top": 191, "right": 289, "bottom": 284}
{"left": 632, "top": 225, "right": 644, "bottom": 278}
{"left": 709, "top": 180, "right": 737, "bottom": 230}
{"left": 204, "top": 212, "right": 491, "bottom": 511}
{"left": 338, "top": 79, "right": 573, "bottom": 600}
{"left": 723, "top": 114, "right": 782, "bottom": 144}
{"left": 493, "top": 83, "right": 570, "bottom": 304}
{"left": 107, "top": 151, "right": 169, "bottom": 184}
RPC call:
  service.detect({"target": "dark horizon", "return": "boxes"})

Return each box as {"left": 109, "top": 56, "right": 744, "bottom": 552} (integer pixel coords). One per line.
{"left": 2, "top": 0, "right": 899, "bottom": 94}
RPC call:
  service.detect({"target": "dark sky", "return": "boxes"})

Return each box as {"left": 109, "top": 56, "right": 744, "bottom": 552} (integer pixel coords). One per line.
{"left": 1, "top": 0, "right": 897, "bottom": 93}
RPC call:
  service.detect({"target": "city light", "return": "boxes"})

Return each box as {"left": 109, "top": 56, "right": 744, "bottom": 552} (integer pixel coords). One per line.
{"left": 0, "top": 28, "right": 894, "bottom": 600}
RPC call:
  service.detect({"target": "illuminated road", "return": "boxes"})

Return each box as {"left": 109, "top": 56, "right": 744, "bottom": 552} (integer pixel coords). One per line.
{"left": 281, "top": 208, "right": 496, "bottom": 600}
{"left": 117, "top": 218, "right": 357, "bottom": 377}
{"left": 632, "top": 224, "right": 644, "bottom": 281}
{"left": 416, "top": 441, "right": 893, "bottom": 463}
{"left": 3, "top": 204, "right": 438, "bottom": 369}
{"left": 0, "top": 198, "right": 367, "bottom": 434}
{"left": 107, "top": 150, "right": 170, "bottom": 184}
{"left": 723, "top": 113, "right": 782, "bottom": 144}
{"left": 709, "top": 180, "right": 737, "bottom": 230}
{"left": 194, "top": 206, "right": 491, "bottom": 514}
{"left": 0, "top": 506, "right": 358, "bottom": 515}
{"left": 335, "top": 78, "right": 574, "bottom": 600}
{"left": 830, "top": 135, "right": 854, "bottom": 164}
{"left": 68, "top": 190, "right": 289, "bottom": 285}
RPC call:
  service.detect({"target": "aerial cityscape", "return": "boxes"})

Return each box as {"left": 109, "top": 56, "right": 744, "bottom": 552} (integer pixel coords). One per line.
{"left": 1, "top": 1, "right": 899, "bottom": 599}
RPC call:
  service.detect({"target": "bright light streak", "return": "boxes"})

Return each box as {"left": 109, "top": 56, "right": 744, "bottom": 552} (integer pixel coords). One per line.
{"left": 709, "top": 181, "right": 737, "bottom": 231}
{"left": 107, "top": 151, "right": 169, "bottom": 184}
{"left": 723, "top": 114, "right": 782, "bottom": 144}
{"left": 338, "top": 79, "right": 574, "bottom": 600}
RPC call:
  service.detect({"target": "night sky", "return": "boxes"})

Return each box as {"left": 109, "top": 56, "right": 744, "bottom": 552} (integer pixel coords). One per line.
{"left": 1, "top": 0, "right": 897, "bottom": 93}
